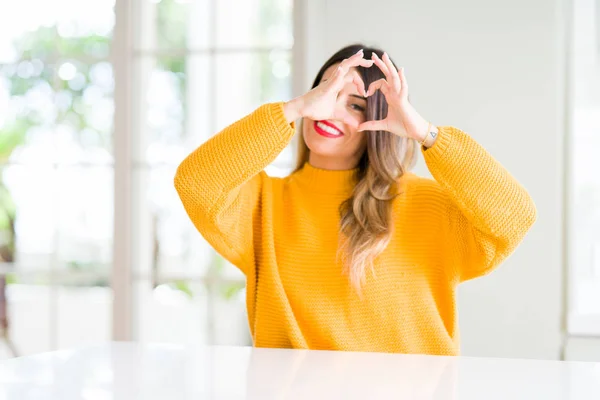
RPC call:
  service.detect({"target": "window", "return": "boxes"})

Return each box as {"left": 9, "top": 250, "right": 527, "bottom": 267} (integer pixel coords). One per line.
{"left": 567, "top": 0, "right": 600, "bottom": 335}
{"left": 0, "top": 0, "right": 115, "bottom": 357}
{"left": 0, "top": 0, "right": 294, "bottom": 358}
{"left": 124, "top": 0, "right": 294, "bottom": 345}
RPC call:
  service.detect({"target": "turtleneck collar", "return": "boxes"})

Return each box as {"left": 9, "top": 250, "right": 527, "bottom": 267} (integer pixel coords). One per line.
{"left": 291, "top": 162, "right": 359, "bottom": 195}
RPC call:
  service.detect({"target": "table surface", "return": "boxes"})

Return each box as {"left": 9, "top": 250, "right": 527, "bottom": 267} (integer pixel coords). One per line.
{"left": 0, "top": 343, "right": 599, "bottom": 399}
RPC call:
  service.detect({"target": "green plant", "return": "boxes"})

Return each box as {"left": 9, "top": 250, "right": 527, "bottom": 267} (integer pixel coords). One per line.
{"left": 0, "top": 124, "right": 24, "bottom": 263}
{"left": 0, "top": 22, "right": 113, "bottom": 262}
{"left": 171, "top": 279, "right": 194, "bottom": 298}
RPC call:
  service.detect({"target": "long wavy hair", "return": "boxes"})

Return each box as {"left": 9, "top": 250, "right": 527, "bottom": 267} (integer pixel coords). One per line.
{"left": 294, "top": 44, "right": 418, "bottom": 290}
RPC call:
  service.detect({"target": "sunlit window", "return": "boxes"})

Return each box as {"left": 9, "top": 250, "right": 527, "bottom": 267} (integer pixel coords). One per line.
{"left": 568, "top": 0, "right": 600, "bottom": 335}
{"left": 0, "top": 0, "right": 294, "bottom": 358}
{"left": 130, "top": 0, "right": 293, "bottom": 346}
{"left": 0, "top": 0, "right": 115, "bottom": 358}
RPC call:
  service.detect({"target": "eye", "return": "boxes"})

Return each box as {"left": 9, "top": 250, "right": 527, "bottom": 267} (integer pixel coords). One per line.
{"left": 350, "top": 103, "right": 366, "bottom": 112}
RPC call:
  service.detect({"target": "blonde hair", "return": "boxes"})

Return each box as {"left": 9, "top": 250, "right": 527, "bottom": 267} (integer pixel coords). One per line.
{"left": 295, "top": 44, "right": 418, "bottom": 291}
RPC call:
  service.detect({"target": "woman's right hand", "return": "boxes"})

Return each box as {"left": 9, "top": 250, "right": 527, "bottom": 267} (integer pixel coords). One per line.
{"left": 283, "top": 49, "right": 373, "bottom": 127}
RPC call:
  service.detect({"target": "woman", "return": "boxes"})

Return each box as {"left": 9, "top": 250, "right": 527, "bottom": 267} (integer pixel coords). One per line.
{"left": 174, "top": 44, "right": 536, "bottom": 355}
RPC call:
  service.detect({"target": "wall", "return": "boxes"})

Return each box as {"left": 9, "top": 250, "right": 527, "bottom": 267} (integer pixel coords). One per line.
{"left": 565, "top": 337, "right": 600, "bottom": 361}
{"left": 296, "top": 0, "right": 568, "bottom": 359}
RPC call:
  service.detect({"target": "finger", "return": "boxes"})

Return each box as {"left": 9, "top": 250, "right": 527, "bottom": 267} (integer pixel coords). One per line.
{"left": 338, "top": 50, "right": 363, "bottom": 75}
{"left": 339, "top": 58, "right": 374, "bottom": 76}
{"left": 357, "top": 59, "right": 375, "bottom": 68}
{"left": 339, "top": 51, "right": 374, "bottom": 75}
{"left": 371, "top": 53, "right": 390, "bottom": 80}
{"left": 328, "top": 64, "right": 348, "bottom": 90}
{"left": 398, "top": 67, "right": 408, "bottom": 95}
{"left": 357, "top": 119, "right": 389, "bottom": 132}
{"left": 366, "top": 78, "right": 390, "bottom": 97}
{"left": 338, "top": 72, "right": 367, "bottom": 97}
{"left": 352, "top": 74, "right": 367, "bottom": 97}
{"left": 382, "top": 52, "right": 401, "bottom": 91}
{"left": 332, "top": 65, "right": 370, "bottom": 93}
{"left": 327, "top": 51, "right": 373, "bottom": 93}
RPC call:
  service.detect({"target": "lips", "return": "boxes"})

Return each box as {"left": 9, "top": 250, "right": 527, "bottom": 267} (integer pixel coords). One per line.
{"left": 314, "top": 120, "right": 344, "bottom": 138}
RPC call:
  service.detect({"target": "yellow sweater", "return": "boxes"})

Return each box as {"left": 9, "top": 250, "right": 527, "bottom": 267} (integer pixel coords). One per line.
{"left": 174, "top": 102, "right": 536, "bottom": 355}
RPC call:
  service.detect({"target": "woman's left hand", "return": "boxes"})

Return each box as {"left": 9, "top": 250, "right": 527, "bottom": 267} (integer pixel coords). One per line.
{"left": 357, "top": 52, "right": 433, "bottom": 143}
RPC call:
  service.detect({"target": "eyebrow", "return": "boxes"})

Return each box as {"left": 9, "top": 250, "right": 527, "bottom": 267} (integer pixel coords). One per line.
{"left": 350, "top": 94, "right": 367, "bottom": 101}
{"left": 320, "top": 79, "right": 366, "bottom": 101}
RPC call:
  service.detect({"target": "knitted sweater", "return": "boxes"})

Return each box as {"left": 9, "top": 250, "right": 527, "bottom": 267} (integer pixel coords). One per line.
{"left": 174, "top": 102, "right": 536, "bottom": 355}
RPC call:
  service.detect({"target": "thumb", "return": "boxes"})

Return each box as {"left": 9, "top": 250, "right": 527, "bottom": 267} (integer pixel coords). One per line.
{"left": 357, "top": 119, "right": 389, "bottom": 132}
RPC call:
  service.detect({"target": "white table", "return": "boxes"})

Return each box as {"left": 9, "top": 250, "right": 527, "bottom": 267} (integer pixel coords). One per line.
{"left": 0, "top": 343, "right": 599, "bottom": 399}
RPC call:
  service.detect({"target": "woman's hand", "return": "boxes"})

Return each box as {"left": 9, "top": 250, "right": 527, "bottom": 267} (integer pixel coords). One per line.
{"left": 357, "top": 52, "right": 436, "bottom": 144}
{"left": 283, "top": 49, "right": 373, "bottom": 127}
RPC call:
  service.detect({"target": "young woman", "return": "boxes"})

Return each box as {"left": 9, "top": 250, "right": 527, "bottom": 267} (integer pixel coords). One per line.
{"left": 174, "top": 44, "right": 536, "bottom": 355}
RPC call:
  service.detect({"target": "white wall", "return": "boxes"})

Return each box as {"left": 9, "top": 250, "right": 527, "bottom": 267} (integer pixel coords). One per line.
{"left": 565, "top": 337, "right": 600, "bottom": 361}
{"left": 297, "top": 0, "right": 568, "bottom": 359}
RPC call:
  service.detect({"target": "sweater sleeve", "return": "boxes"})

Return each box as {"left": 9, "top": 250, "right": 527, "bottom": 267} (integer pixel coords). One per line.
{"left": 422, "top": 126, "right": 537, "bottom": 282}
{"left": 174, "top": 102, "right": 296, "bottom": 275}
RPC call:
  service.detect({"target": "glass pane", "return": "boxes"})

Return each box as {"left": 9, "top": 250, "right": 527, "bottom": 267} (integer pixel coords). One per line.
{"left": 132, "top": 166, "right": 215, "bottom": 278}
{"left": 215, "top": 50, "right": 294, "bottom": 172}
{"left": 135, "top": 280, "right": 209, "bottom": 344}
{"left": 135, "top": 56, "right": 210, "bottom": 164}
{"left": 55, "top": 0, "right": 114, "bottom": 59}
{"left": 55, "top": 166, "right": 113, "bottom": 273}
{"left": 4, "top": 282, "right": 52, "bottom": 358}
{"left": 215, "top": 50, "right": 292, "bottom": 131}
{"left": 216, "top": 0, "right": 293, "bottom": 48}
{"left": 0, "top": 165, "right": 17, "bottom": 266}
{"left": 219, "top": 258, "right": 246, "bottom": 281}
{"left": 132, "top": 164, "right": 249, "bottom": 280}
{"left": 0, "top": 0, "right": 114, "bottom": 359}
{"left": 570, "top": 0, "right": 600, "bottom": 319}
{"left": 0, "top": 0, "right": 113, "bottom": 62}
{"left": 134, "top": 0, "right": 211, "bottom": 51}
{"left": 2, "top": 281, "right": 110, "bottom": 359}
{"left": 3, "top": 165, "right": 56, "bottom": 270}
{"left": 57, "top": 284, "right": 111, "bottom": 349}
{"left": 55, "top": 60, "right": 114, "bottom": 157}
{"left": 0, "top": 60, "right": 59, "bottom": 163}
{"left": 1, "top": 61, "right": 112, "bottom": 165}
{"left": 212, "top": 283, "right": 249, "bottom": 346}
{"left": 134, "top": 280, "right": 249, "bottom": 346}
{"left": 1, "top": 26, "right": 114, "bottom": 162}
{"left": 2, "top": 165, "right": 114, "bottom": 273}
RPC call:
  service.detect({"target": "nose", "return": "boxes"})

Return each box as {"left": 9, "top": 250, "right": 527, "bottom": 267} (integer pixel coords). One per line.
{"left": 331, "top": 100, "right": 359, "bottom": 130}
